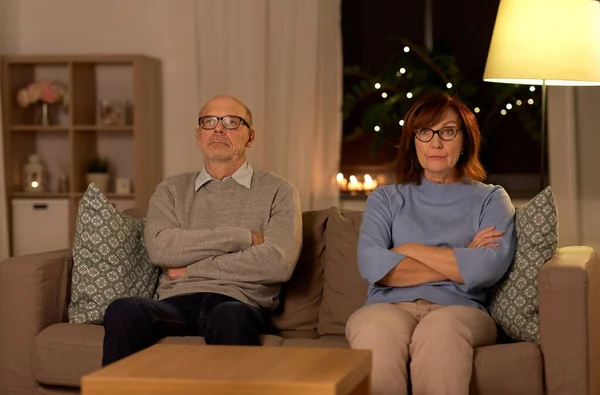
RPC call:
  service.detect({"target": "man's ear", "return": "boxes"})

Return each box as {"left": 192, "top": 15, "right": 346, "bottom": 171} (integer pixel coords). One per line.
{"left": 247, "top": 129, "right": 255, "bottom": 147}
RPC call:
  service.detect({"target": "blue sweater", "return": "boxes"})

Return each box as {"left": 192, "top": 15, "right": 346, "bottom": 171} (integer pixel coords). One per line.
{"left": 357, "top": 178, "right": 516, "bottom": 311}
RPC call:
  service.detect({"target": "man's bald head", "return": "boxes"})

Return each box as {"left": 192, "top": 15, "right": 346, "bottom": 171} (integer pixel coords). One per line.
{"left": 199, "top": 95, "right": 253, "bottom": 126}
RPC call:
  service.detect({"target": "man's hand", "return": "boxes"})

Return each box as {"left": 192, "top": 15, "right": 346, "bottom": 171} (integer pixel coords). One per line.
{"left": 468, "top": 226, "right": 504, "bottom": 249}
{"left": 164, "top": 267, "right": 187, "bottom": 280}
{"left": 251, "top": 231, "right": 264, "bottom": 246}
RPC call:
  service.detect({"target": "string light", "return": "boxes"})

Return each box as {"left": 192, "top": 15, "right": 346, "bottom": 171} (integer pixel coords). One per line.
{"left": 371, "top": 65, "right": 541, "bottom": 136}
{"left": 404, "top": 46, "right": 410, "bottom": 53}
{"left": 336, "top": 173, "right": 344, "bottom": 182}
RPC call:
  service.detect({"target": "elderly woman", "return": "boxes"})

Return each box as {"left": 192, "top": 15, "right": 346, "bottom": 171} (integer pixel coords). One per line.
{"left": 346, "top": 93, "right": 517, "bottom": 395}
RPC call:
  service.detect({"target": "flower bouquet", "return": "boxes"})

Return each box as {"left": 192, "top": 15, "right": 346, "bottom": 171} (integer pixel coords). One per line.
{"left": 16, "top": 80, "right": 69, "bottom": 125}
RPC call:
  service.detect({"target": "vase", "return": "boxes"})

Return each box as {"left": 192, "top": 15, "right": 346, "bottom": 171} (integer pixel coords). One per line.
{"left": 86, "top": 173, "right": 110, "bottom": 193}
{"left": 35, "top": 102, "right": 56, "bottom": 126}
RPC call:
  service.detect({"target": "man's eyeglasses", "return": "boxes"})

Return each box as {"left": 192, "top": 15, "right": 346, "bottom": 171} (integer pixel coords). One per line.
{"left": 414, "top": 127, "right": 461, "bottom": 142}
{"left": 198, "top": 116, "right": 251, "bottom": 130}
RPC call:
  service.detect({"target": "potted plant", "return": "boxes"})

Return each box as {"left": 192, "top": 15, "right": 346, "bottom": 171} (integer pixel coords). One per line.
{"left": 86, "top": 157, "right": 110, "bottom": 193}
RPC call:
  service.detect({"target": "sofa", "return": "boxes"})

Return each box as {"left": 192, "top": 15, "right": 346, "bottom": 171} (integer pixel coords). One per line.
{"left": 0, "top": 207, "right": 598, "bottom": 395}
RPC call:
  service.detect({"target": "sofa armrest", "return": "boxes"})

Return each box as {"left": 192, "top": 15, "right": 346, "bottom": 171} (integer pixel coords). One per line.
{"left": 539, "top": 246, "right": 600, "bottom": 395}
{"left": 0, "top": 249, "right": 73, "bottom": 395}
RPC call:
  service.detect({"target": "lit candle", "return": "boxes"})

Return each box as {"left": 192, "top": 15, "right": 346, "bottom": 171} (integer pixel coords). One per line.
{"left": 336, "top": 173, "right": 348, "bottom": 191}
{"left": 362, "top": 174, "right": 378, "bottom": 191}
{"left": 347, "top": 175, "right": 363, "bottom": 193}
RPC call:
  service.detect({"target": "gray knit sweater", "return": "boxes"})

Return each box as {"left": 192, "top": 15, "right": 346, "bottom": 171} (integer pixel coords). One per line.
{"left": 144, "top": 171, "right": 302, "bottom": 311}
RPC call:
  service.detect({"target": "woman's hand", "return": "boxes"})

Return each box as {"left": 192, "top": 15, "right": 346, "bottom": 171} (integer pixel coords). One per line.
{"left": 469, "top": 226, "right": 504, "bottom": 249}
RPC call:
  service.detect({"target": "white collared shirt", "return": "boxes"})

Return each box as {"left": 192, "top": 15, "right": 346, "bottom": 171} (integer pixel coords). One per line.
{"left": 194, "top": 162, "right": 254, "bottom": 191}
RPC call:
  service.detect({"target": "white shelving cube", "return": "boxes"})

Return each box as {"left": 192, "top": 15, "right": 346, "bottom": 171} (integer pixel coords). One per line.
{"left": 11, "top": 198, "right": 70, "bottom": 256}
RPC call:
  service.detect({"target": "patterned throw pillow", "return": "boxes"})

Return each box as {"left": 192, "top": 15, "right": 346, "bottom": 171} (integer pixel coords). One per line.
{"left": 489, "top": 186, "right": 558, "bottom": 343}
{"left": 68, "top": 184, "right": 159, "bottom": 324}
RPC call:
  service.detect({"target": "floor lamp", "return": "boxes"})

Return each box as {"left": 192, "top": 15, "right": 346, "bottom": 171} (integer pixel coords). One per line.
{"left": 483, "top": 0, "right": 600, "bottom": 192}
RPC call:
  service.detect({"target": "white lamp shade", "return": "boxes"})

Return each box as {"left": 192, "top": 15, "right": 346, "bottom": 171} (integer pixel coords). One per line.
{"left": 484, "top": 0, "right": 600, "bottom": 86}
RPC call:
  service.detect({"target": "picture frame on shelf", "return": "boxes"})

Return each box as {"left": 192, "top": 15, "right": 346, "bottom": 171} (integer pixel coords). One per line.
{"left": 98, "top": 100, "right": 131, "bottom": 126}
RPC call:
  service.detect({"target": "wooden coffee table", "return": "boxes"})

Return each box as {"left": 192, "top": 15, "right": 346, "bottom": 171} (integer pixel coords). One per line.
{"left": 82, "top": 344, "right": 371, "bottom": 395}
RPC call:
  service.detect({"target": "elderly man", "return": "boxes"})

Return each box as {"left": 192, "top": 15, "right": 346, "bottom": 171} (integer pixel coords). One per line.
{"left": 102, "top": 95, "right": 302, "bottom": 366}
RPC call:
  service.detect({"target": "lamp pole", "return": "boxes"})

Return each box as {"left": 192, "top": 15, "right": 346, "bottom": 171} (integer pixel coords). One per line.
{"left": 424, "top": 0, "right": 433, "bottom": 50}
{"left": 540, "top": 81, "right": 547, "bottom": 191}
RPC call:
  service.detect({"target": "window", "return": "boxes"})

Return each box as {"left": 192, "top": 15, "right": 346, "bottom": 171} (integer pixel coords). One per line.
{"left": 340, "top": 0, "right": 545, "bottom": 199}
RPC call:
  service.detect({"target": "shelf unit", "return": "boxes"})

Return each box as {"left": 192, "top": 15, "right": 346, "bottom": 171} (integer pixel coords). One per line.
{"left": 1, "top": 55, "right": 163, "bottom": 255}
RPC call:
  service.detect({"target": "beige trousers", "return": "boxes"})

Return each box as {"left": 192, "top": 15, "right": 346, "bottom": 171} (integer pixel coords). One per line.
{"left": 346, "top": 299, "right": 497, "bottom": 395}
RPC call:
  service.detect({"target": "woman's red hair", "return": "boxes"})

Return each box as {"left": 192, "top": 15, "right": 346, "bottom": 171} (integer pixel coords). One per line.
{"left": 393, "top": 93, "right": 486, "bottom": 184}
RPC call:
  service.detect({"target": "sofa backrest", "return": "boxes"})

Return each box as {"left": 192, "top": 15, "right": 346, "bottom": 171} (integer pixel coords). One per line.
{"left": 123, "top": 207, "right": 147, "bottom": 219}
{"left": 271, "top": 207, "right": 368, "bottom": 336}
{"left": 270, "top": 209, "right": 329, "bottom": 331}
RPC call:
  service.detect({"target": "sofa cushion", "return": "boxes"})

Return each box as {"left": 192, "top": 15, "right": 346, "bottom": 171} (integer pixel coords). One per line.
{"left": 33, "top": 324, "right": 286, "bottom": 387}
{"left": 33, "top": 322, "right": 542, "bottom": 393}
{"left": 489, "top": 187, "right": 558, "bottom": 343}
{"left": 317, "top": 207, "right": 368, "bottom": 336}
{"left": 472, "top": 343, "right": 543, "bottom": 395}
{"left": 34, "top": 323, "right": 103, "bottom": 387}
{"left": 159, "top": 334, "right": 284, "bottom": 347}
{"left": 278, "top": 330, "right": 319, "bottom": 339}
{"left": 281, "top": 335, "right": 349, "bottom": 348}
{"left": 271, "top": 210, "right": 328, "bottom": 332}
{"left": 68, "top": 184, "right": 160, "bottom": 324}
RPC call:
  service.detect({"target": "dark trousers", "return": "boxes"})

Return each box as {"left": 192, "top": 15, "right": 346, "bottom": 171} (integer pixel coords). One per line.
{"left": 102, "top": 292, "right": 267, "bottom": 366}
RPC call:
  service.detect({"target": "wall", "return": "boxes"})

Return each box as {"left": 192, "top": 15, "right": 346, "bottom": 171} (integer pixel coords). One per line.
{"left": 0, "top": 0, "right": 201, "bottom": 177}
{"left": 548, "top": 87, "right": 581, "bottom": 247}
{"left": 576, "top": 87, "right": 600, "bottom": 251}
{"left": 0, "top": 0, "right": 16, "bottom": 259}
{"left": 548, "top": 86, "right": 600, "bottom": 251}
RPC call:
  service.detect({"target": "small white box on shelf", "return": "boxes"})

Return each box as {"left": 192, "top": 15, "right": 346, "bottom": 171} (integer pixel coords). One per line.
{"left": 115, "top": 178, "right": 132, "bottom": 194}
